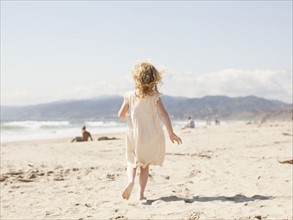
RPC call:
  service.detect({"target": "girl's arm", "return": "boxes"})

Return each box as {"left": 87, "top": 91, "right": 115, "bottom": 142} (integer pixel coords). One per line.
{"left": 118, "top": 100, "right": 129, "bottom": 121}
{"left": 156, "top": 99, "right": 182, "bottom": 144}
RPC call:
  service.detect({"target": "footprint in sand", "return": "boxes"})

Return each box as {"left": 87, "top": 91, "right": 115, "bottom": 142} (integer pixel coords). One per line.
{"left": 7, "top": 171, "right": 24, "bottom": 176}
{"left": 282, "top": 132, "right": 292, "bottom": 136}
{"left": 47, "top": 171, "right": 54, "bottom": 176}
{"left": 188, "top": 211, "right": 202, "bottom": 220}
{"left": 189, "top": 169, "right": 201, "bottom": 178}
{"left": 0, "top": 176, "right": 8, "bottom": 182}
{"left": 18, "top": 178, "right": 34, "bottom": 183}
{"left": 191, "top": 152, "right": 213, "bottom": 159}
{"left": 54, "top": 165, "right": 63, "bottom": 170}
{"left": 28, "top": 173, "right": 37, "bottom": 179}
{"left": 238, "top": 215, "right": 267, "bottom": 220}
{"left": 65, "top": 169, "right": 71, "bottom": 174}
{"left": 254, "top": 215, "right": 267, "bottom": 220}
{"left": 54, "top": 175, "right": 64, "bottom": 181}
{"left": 278, "top": 159, "right": 293, "bottom": 164}
{"left": 113, "top": 216, "right": 128, "bottom": 220}
{"left": 84, "top": 203, "right": 92, "bottom": 208}
{"left": 36, "top": 171, "right": 45, "bottom": 176}
{"left": 106, "top": 173, "right": 118, "bottom": 181}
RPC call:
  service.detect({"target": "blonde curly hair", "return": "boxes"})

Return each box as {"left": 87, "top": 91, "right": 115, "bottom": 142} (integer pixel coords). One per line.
{"left": 132, "top": 62, "right": 163, "bottom": 98}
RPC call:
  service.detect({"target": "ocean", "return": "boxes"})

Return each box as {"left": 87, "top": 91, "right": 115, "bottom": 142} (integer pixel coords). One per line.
{"left": 0, "top": 119, "right": 243, "bottom": 143}
{"left": 0, "top": 120, "right": 127, "bottom": 143}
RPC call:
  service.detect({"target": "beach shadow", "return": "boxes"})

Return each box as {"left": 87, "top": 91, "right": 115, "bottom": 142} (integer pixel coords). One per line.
{"left": 144, "top": 194, "right": 273, "bottom": 205}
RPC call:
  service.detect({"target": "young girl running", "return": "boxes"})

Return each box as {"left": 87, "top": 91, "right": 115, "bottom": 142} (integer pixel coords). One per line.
{"left": 118, "top": 62, "right": 182, "bottom": 200}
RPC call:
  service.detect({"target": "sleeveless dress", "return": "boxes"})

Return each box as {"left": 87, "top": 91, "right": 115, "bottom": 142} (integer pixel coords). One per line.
{"left": 124, "top": 91, "right": 165, "bottom": 168}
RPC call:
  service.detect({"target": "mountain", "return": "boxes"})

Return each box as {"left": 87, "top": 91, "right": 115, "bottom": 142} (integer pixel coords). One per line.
{"left": 1, "top": 95, "right": 292, "bottom": 121}
{"left": 162, "top": 95, "right": 292, "bottom": 120}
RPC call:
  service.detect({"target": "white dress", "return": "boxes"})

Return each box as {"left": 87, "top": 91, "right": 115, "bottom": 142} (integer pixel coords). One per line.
{"left": 124, "top": 91, "right": 165, "bottom": 168}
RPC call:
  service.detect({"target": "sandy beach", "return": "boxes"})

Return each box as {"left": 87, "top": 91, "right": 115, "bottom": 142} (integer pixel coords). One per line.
{"left": 1, "top": 122, "right": 292, "bottom": 220}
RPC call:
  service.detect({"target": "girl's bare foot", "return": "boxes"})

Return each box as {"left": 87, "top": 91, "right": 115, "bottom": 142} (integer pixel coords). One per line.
{"left": 122, "top": 182, "right": 134, "bottom": 200}
{"left": 139, "top": 196, "right": 147, "bottom": 201}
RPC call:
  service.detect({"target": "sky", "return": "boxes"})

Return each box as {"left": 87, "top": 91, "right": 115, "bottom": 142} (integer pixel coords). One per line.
{"left": 1, "top": 0, "right": 292, "bottom": 106}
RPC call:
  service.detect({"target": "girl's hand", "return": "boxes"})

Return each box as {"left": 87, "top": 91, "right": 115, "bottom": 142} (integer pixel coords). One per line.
{"left": 169, "top": 133, "right": 182, "bottom": 145}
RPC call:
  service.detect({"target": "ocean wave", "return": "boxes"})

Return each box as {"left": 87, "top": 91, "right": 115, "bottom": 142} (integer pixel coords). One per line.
{"left": 1, "top": 124, "right": 126, "bottom": 142}
{"left": 85, "top": 121, "right": 123, "bottom": 127}
{"left": 1, "top": 121, "right": 71, "bottom": 130}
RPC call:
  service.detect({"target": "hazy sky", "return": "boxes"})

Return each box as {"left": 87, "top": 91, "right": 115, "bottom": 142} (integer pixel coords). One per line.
{"left": 1, "top": 1, "right": 292, "bottom": 106}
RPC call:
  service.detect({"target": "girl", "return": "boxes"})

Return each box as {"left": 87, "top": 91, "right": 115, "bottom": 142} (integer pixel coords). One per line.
{"left": 118, "top": 62, "right": 182, "bottom": 200}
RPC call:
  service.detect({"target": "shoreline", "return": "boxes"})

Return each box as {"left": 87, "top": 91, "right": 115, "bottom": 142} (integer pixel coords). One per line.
{"left": 0, "top": 131, "right": 126, "bottom": 145}
{"left": 0, "top": 119, "right": 260, "bottom": 144}
{"left": 1, "top": 120, "right": 291, "bottom": 145}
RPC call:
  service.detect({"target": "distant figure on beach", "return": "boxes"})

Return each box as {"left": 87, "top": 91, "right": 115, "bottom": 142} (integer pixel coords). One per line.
{"left": 183, "top": 116, "right": 195, "bottom": 129}
{"left": 260, "top": 117, "right": 267, "bottom": 124}
{"left": 215, "top": 117, "right": 220, "bottom": 125}
{"left": 118, "top": 62, "right": 182, "bottom": 201}
{"left": 71, "top": 126, "right": 93, "bottom": 142}
{"left": 205, "top": 116, "right": 211, "bottom": 125}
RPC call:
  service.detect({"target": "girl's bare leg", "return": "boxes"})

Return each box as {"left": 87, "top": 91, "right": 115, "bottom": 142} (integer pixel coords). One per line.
{"left": 139, "top": 165, "right": 149, "bottom": 200}
{"left": 122, "top": 166, "right": 136, "bottom": 199}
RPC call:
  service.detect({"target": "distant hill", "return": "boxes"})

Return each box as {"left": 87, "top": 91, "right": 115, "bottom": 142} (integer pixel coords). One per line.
{"left": 1, "top": 95, "right": 292, "bottom": 121}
